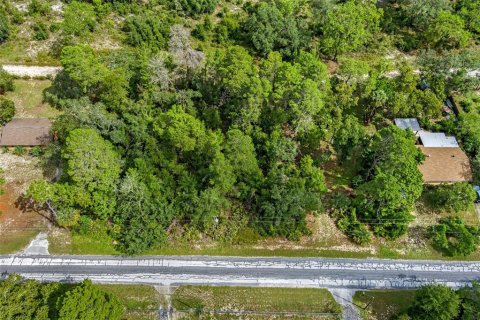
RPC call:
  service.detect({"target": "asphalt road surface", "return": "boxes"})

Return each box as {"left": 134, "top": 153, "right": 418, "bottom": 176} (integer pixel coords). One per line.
{"left": 1, "top": 255, "right": 479, "bottom": 289}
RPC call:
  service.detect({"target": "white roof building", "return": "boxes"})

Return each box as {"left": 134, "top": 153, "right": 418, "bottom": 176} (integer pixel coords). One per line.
{"left": 418, "top": 131, "right": 459, "bottom": 148}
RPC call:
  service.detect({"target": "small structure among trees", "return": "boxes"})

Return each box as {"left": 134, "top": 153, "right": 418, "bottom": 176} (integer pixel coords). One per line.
{"left": 0, "top": 118, "right": 52, "bottom": 146}
{"left": 395, "top": 118, "right": 472, "bottom": 184}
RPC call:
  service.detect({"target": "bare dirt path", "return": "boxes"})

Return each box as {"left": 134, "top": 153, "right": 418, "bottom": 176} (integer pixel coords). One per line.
{"left": 2, "top": 65, "right": 62, "bottom": 78}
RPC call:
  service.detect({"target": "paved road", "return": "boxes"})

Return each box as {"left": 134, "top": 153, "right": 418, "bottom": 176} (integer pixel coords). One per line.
{"left": 0, "top": 255, "right": 479, "bottom": 289}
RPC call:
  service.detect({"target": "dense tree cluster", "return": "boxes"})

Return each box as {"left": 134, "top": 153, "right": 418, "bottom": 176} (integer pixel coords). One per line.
{"left": 0, "top": 274, "right": 124, "bottom": 320}
{"left": 396, "top": 283, "right": 480, "bottom": 320}
{"left": 14, "top": 0, "right": 480, "bottom": 254}
{"left": 429, "top": 217, "right": 480, "bottom": 257}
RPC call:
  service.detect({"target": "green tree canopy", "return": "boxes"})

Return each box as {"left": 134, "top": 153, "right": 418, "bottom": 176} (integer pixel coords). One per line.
{"left": 319, "top": 0, "right": 382, "bottom": 59}
{"left": 409, "top": 284, "right": 460, "bottom": 320}
{"left": 62, "top": 128, "right": 121, "bottom": 219}
{"left": 426, "top": 182, "right": 477, "bottom": 213}
{"left": 356, "top": 126, "right": 424, "bottom": 239}
{"left": 244, "top": 2, "right": 308, "bottom": 59}
{"left": 424, "top": 11, "right": 471, "bottom": 49}
{"left": 62, "top": 1, "right": 96, "bottom": 38}
{"left": 57, "top": 279, "right": 124, "bottom": 320}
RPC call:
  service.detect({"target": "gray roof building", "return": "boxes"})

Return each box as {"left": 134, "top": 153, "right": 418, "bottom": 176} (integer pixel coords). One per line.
{"left": 394, "top": 118, "right": 421, "bottom": 133}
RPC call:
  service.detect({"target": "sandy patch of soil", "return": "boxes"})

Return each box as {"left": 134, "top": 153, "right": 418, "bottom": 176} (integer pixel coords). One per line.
{"left": 0, "top": 151, "right": 50, "bottom": 253}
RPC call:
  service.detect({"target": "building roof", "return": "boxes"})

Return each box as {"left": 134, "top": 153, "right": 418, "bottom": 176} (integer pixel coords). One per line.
{"left": 418, "top": 131, "right": 459, "bottom": 148}
{"left": 418, "top": 146, "right": 472, "bottom": 183}
{"left": 0, "top": 118, "right": 52, "bottom": 146}
{"left": 394, "top": 118, "right": 421, "bottom": 132}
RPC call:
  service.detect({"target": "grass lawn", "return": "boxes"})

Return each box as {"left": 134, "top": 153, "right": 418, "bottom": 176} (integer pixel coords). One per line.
{"left": 5, "top": 79, "right": 60, "bottom": 118}
{"left": 98, "top": 284, "right": 165, "bottom": 320}
{"left": 48, "top": 229, "right": 120, "bottom": 255}
{"left": 172, "top": 286, "right": 341, "bottom": 319}
{"left": 353, "top": 290, "right": 416, "bottom": 320}
{"left": 48, "top": 225, "right": 480, "bottom": 260}
{"left": 0, "top": 229, "right": 42, "bottom": 254}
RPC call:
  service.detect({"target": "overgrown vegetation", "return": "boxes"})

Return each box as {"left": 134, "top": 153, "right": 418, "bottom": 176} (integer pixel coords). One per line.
{"left": 0, "top": 274, "right": 124, "bottom": 320}
{"left": 394, "top": 283, "right": 480, "bottom": 320}
{"left": 0, "top": 0, "right": 472, "bottom": 256}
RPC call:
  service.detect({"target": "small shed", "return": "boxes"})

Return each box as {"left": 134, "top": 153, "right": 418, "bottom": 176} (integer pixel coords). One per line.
{"left": 394, "top": 118, "right": 421, "bottom": 134}
{"left": 418, "top": 132, "right": 459, "bottom": 148}
{"left": 0, "top": 118, "right": 52, "bottom": 146}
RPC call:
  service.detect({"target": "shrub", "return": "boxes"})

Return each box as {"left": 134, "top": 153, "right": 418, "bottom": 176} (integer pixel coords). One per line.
{"left": 0, "top": 98, "right": 15, "bottom": 124}
{"left": 30, "top": 146, "right": 44, "bottom": 157}
{"left": 32, "top": 21, "right": 49, "bottom": 40}
{"left": 337, "top": 208, "right": 371, "bottom": 245}
{"left": 13, "top": 146, "right": 25, "bottom": 156}
{"left": 28, "top": 0, "right": 51, "bottom": 16}
{"left": 62, "top": 1, "right": 96, "bottom": 38}
{"left": 175, "top": 0, "right": 219, "bottom": 17}
{"left": 122, "top": 11, "right": 171, "bottom": 51}
{"left": 0, "top": 9, "right": 10, "bottom": 43}
{"left": 425, "top": 182, "right": 477, "bottom": 212}
{"left": 429, "top": 217, "right": 480, "bottom": 256}
{"left": 0, "top": 69, "right": 14, "bottom": 94}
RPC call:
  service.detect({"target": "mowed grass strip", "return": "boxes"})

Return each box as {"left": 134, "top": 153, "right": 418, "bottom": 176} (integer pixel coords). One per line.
{"left": 98, "top": 284, "right": 165, "bottom": 320}
{"left": 353, "top": 290, "right": 416, "bottom": 320}
{"left": 6, "top": 79, "right": 60, "bottom": 119}
{"left": 172, "top": 286, "right": 342, "bottom": 319}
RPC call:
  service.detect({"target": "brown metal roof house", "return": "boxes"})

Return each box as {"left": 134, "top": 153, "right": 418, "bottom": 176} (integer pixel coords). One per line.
{"left": 418, "top": 146, "right": 473, "bottom": 184}
{"left": 0, "top": 118, "right": 52, "bottom": 146}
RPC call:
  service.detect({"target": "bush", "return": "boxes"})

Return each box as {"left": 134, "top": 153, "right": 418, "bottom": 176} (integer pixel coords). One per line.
{"left": 32, "top": 21, "right": 49, "bottom": 40}
{"left": 175, "top": 0, "right": 219, "bottom": 17}
{"left": 13, "top": 146, "right": 25, "bottom": 156}
{"left": 429, "top": 217, "right": 480, "bottom": 256}
{"left": 0, "top": 98, "right": 15, "bottom": 124}
{"left": 30, "top": 146, "right": 44, "bottom": 157}
{"left": 0, "top": 9, "right": 10, "bottom": 43}
{"left": 0, "top": 69, "right": 14, "bottom": 94}
{"left": 28, "top": 0, "right": 51, "bottom": 16}
{"left": 425, "top": 182, "right": 477, "bottom": 212}
{"left": 62, "top": 1, "right": 96, "bottom": 38}
{"left": 122, "top": 11, "right": 171, "bottom": 51}
{"left": 337, "top": 208, "right": 371, "bottom": 245}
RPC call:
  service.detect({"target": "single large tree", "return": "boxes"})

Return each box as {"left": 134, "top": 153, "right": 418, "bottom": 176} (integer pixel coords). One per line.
{"left": 356, "top": 126, "right": 424, "bottom": 239}
{"left": 409, "top": 284, "right": 460, "bottom": 320}
{"left": 62, "top": 128, "right": 121, "bottom": 219}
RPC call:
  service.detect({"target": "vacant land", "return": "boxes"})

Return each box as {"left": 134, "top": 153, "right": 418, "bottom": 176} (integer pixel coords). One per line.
{"left": 172, "top": 286, "right": 341, "bottom": 319}
{"left": 47, "top": 208, "right": 480, "bottom": 261}
{"left": 353, "top": 290, "right": 416, "bottom": 320}
{"left": 0, "top": 150, "right": 48, "bottom": 253}
{"left": 6, "top": 79, "right": 59, "bottom": 118}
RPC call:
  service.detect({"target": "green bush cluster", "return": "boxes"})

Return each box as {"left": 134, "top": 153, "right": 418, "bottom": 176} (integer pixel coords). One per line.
{"left": 425, "top": 182, "right": 477, "bottom": 213}
{"left": 395, "top": 283, "right": 480, "bottom": 320}
{"left": 0, "top": 274, "right": 124, "bottom": 320}
{"left": 0, "top": 98, "right": 14, "bottom": 124}
{"left": 429, "top": 217, "right": 480, "bottom": 257}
